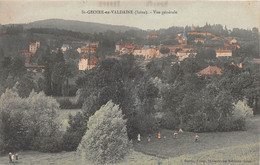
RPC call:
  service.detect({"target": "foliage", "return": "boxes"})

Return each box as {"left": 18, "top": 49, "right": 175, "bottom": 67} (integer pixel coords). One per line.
{"left": 233, "top": 100, "right": 253, "bottom": 119}
{"left": 63, "top": 112, "right": 87, "bottom": 151}
{"left": 77, "top": 101, "right": 131, "bottom": 164}
{"left": 0, "top": 89, "right": 62, "bottom": 153}
{"left": 159, "top": 47, "right": 170, "bottom": 54}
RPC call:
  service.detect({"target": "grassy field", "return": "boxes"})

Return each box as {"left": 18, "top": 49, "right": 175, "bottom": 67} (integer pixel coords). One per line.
{"left": 0, "top": 115, "right": 259, "bottom": 165}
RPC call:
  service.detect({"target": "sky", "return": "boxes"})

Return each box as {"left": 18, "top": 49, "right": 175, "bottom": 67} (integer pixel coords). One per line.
{"left": 0, "top": 0, "right": 259, "bottom": 30}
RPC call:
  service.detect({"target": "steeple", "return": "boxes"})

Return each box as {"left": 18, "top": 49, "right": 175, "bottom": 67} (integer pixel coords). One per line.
{"left": 182, "top": 28, "right": 187, "bottom": 40}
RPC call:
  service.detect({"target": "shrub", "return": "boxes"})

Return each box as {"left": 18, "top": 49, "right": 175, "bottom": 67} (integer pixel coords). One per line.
{"left": 57, "top": 98, "right": 82, "bottom": 109}
{"left": 77, "top": 101, "right": 132, "bottom": 164}
{"left": 232, "top": 100, "right": 253, "bottom": 120}
{"left": 0, "top": 89, "right": 62, "bottom": 153}
{"left": 161, "top": 112, "right": 180, "bottom": 130}
{"left": 62, "top": 112, "right": 87, "bottom": 151}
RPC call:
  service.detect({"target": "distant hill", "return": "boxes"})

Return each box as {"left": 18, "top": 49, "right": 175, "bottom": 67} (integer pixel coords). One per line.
{"left": 21, "top": 19, "right": 140, "bottom": 34}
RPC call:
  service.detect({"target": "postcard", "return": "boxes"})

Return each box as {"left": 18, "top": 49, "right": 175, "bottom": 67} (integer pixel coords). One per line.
{"left": 0, "top": 0, "right": 259, "bottom": 164}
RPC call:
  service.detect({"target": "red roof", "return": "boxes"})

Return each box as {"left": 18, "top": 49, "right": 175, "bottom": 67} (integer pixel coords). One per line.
{"left": 88, "top": 56, "right": 99, "bottom": 65}
{"left": 29, "top": 42, "right": 36, "bottom": 46}
{"left": 147, "top": 33, "right": 158, "bottom": 37}
{"left": 197, "top": 66, "right": 222, "bottom": 76}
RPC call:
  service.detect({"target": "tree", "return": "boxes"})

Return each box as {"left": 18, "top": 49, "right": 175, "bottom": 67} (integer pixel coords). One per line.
{"left": 77, "top": 101, "right": 131, "bottom": 164}
{"left": 233, "top": 100, "right": 253, "bottom": 120}
{"left": 0, "top": 89, "right": 29, "bottom": 153}
{"left": 159, "top": 47, "right": 170, "bottom": 54}
{"left": 0, "top": 89, "right": 62, "bottom": 153}
{"left": 63, "top": 112, "right": 87, "bottom": 151}
{"left": 25, "top": 91, "right": 62, "bottom": 152}
{"left": 15, "top": 74, "right": 37, "bottom": 98}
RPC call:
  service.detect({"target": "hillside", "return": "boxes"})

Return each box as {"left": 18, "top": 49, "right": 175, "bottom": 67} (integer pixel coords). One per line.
{"left": 20, "top": 19, "right": 140, "bottom": 34}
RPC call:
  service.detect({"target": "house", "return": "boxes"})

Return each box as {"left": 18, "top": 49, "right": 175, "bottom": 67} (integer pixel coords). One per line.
{"left": 29, "top": 40, "right": 40, "bottom": 54}
{"left": 78, "top": 55, "right": 99, "bottom": 71}
{"left": 115, "top": 40, "right": 125, "bottom": 52}
{"left": 147, "top": 33, "right": 158, "bottom": 38}
{"left": 61, "top": 44, "right": 71, "bottom": 52}
{"left": 120, "top": 44, "right": 135, "bottom": 54}
{"left": 216, "top": 49, "right": 232, "bottom": 57}
{"left": 197, "top": 66, "right": 222, "bottom": 76}
{"left": 115, "top": 40, "right": 134, "bottom": 53}
{"left": 132, "top": 45, "right": 144, "bottom": 56}
{"left": 194, "top": 38, "right": 206, "bottom": 44}
{"left": 77, "top": 41, "right": 99, "bottom": 54}
{"left": 86, "top": 41, "right": 99, "bottom": 48}
{"left": 188, "top": 31, "right": 213, "bottom": 36}
{"left": 29, "top": 43, "right": 37, "bottom": 54}
{"left": 35, "top": 40, "right": 40, "bottom": 48}
{"left": 77, "top": 47, "right": 97, "bottom": 54}
{"left": 132, "top": 45, "right": 159, "bottom": 59}
{"left": 176, "top": 49, "right": 198, "bottom": 61}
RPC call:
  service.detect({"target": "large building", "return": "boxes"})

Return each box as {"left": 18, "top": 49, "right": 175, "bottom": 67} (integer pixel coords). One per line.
{"left": 78, "top": 55, "right": 99, "bottom": 71}
{"left": 216, "top": 49, "right": 232, "bottom": 57}
{"left": 133, "top": 46, "right": 159, "bottom": 59}
{"left": 176, "top": 49, "right": 198, "bottom": 61}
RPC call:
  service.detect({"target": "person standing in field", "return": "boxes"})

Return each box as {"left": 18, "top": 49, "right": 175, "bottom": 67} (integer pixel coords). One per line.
{"left": 195, "top": 134, "right": 199, "bottom": 142}
{"left": 137, "top": 133, "right": 141, "bottom": 142}
{"left": 147, "top": 134, "right": 151, "bottom": 142}
{"left": 174, "top": 131, "right": 178, "bottom": 138}
{"left": 179, "top": 128, "right": 183, "bottom": 133}
{"left": 15, "top": 153, "right": 19, "bottom": 161}
{"left": 157, "top": 132, "right": 161, "bottom": 139}
{"left": 11, "top": 154, "right": 15, "bottom": 163}
{"left": 9, "top": 152, "right": 12, "bottom": 163}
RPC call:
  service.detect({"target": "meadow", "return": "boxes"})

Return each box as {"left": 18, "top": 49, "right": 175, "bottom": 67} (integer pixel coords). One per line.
{"left": 0, "top": 115, "right": 259, "bottom": 165}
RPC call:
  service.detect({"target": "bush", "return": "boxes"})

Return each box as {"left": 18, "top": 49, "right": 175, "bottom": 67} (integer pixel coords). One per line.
{"left": 57, "top": 98, "right": 82, "bottom": 109}
{"left": 62, "top": 112, "right": 87, "bottom": 151}
{"left": 0, "top": 89, "right": 62, "bottom": 153}
{"left": 161, "top": 112, "right": 180, "bottom": 130}
{"left": 126, "top": 108, "right": 159, "bottom": 139}
{"left": 77, "top": 101, "right": 132, "bottom": 164}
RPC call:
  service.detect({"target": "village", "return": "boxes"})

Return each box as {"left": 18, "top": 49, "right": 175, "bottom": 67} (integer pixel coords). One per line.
{"left": 18, "top": 26, "right": 244, "bottom": 77}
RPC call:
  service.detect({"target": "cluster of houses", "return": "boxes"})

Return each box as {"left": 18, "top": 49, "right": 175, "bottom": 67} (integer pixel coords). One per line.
{"left": 115, "top": 31, "right": 198, "bottom": 61}
{"left": 115, "top": 27, "right": 240, "bottom": 62}
{"left": 20, "top": 40, "right": 45, "bottom": 73}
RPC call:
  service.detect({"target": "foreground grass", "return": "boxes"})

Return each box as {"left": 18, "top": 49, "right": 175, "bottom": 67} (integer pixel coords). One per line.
{"left": 164, "top": 142, "right": 259, "bottom": 165}
{"left": 0, "top": 143, "right": 258, "bottom": 165}
{"left": 134, "top": 116, "right": 259, "bottom": 159}
{"left": 0, "top": 116, "right": 258, "bottom": 165}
